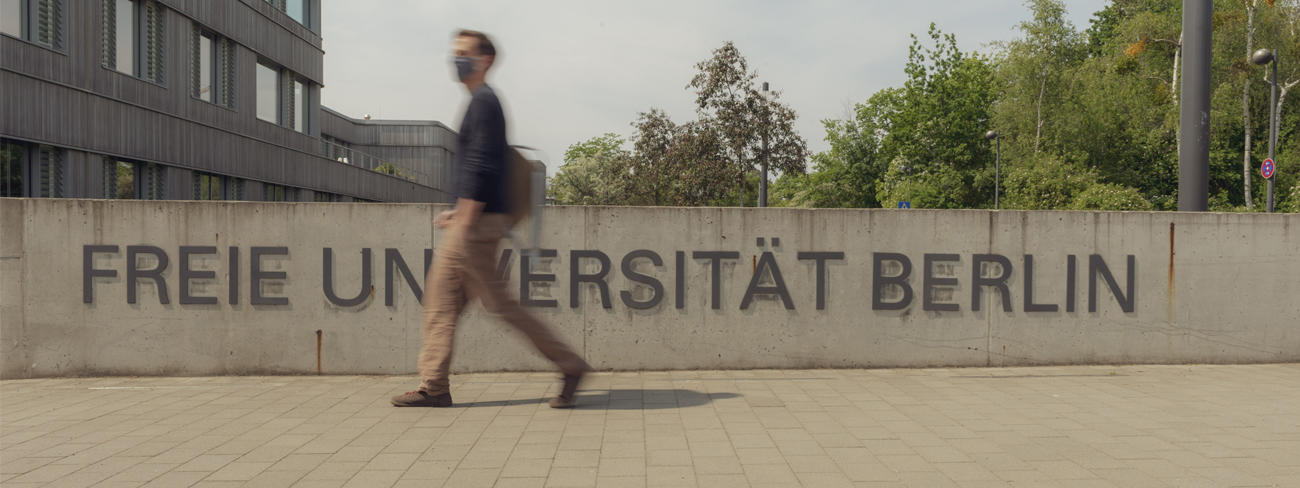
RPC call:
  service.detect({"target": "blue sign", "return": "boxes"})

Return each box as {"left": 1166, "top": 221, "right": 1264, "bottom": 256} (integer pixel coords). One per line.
{"left": 1262, "top": 158, "right": 1275, "bottom": 179}
{"left": 898, "top": 201, "right": 911, "bottom": 209}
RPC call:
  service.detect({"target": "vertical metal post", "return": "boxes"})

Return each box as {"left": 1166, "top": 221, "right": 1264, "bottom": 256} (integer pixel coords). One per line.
{"left": 995, "top": 137, "right": 1000, "bottom": 210}
{"left": 1179, "top": 0, "right": 1212, "bottom": 211}
{"left": 759, "top": 82, "right": 770, "bottom": 208}
{"left": 760, "top": 133, "right": 769, "bottom": 208}
{"left": 1268, "top": 57, "right": 1278, "bottom": 213}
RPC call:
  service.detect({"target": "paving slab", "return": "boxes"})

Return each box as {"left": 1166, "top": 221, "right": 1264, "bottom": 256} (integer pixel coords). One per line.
{"left": 1, "top": 364, "right": 1298, "bottom": 487}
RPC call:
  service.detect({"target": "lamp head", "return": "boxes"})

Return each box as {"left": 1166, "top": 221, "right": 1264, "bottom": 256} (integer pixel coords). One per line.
{"left": 1252, "top": 48, "right": 1275, "bottom": 66}
{"left": 985, "top": 130, "right": 999, "bottom": 140}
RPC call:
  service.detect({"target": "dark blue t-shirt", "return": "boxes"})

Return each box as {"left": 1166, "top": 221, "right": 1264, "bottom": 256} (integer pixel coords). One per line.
{"left": 453, "top": 84, "right": 508, "bottom": 213}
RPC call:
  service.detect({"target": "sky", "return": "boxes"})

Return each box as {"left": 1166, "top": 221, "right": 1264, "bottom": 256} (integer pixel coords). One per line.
{"left": 320, "top": 1, "right": 1109, "bottom": 174}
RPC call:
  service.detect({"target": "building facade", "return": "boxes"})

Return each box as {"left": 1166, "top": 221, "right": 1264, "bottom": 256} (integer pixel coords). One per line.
{"left": 1, "top": 0, "right": 456, "bottom": 203}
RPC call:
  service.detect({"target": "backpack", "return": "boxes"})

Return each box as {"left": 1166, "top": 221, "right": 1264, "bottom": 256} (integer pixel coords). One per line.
{"left": 506, "top": 147, "right": 546, "bottom": 249}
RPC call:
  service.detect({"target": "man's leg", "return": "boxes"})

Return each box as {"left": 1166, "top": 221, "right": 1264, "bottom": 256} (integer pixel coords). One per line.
{"left": 461, "top": 219, "right": 589, "bottom": 378}
{"left": 394, "top": 230, "right": 469, "bottom": 407}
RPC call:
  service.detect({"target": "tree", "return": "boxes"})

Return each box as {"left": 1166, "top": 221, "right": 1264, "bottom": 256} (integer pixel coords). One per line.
{"left": 549, "top": 133, "right": 627, "bottom": 205}
{"left": 875, "top": 25, "right": 999, "bottom": 208}
{"left": 618, "top": 110, "right": 736, "bottom": 206}
{"left": 995, "top": 0, "right": 1087, "bottom": 156}
{"left": 688, "top": 42, "right": 808, "bottom": 206}
{"left": 1000, "top": 154, "right": 1099, "bottom": 209}
{"left": 772, "top": 88, "right": 897, "bottom": 208}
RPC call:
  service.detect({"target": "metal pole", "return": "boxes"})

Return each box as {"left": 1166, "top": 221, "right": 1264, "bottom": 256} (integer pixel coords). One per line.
{"left": 759, "top": 82, "right": 769, "bottom": 208}
{"left": 1268, "top": 57, "right": 1278, "bottom": 213}
{"left": 1179, "top": 0, "right": 1212, "bottom": 211}
{"left": 995, "top": 137, "right": 1000, "bottom": 210}
{"left": 760, "top": 133, "right": 769, "bottom": 208}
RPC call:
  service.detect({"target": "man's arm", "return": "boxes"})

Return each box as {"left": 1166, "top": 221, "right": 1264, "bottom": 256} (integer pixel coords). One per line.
{"left": 448, "top": 197, "right": 485, "bottom": 231}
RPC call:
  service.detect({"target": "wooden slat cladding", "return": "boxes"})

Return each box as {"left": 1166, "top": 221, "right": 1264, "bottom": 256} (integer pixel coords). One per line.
{"left": 0, "top": 1, "right": 318, "bottom": 150}
{"left": 0, "top": 0, "right": 439, "bottom": 203}
{"left": 160, "top": 0, "right": 321, "bottom": 83}
{"left": 317, "top": 108, "right": 458, "bottom": 198}
{"left": 2, "top": 70, "right": 435, "bottom": 202}
{"left": 319, "top": 108, "right": 457, "bottom": 148}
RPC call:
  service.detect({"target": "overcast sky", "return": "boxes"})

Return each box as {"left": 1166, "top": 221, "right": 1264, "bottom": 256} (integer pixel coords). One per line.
{"left": 320, "top": 1, "right": 1108, "bottom": 173}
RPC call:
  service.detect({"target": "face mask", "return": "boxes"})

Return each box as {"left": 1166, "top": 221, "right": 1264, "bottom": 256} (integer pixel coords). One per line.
{"left": 453, "top": 56, "right": 477, "bottom": 81}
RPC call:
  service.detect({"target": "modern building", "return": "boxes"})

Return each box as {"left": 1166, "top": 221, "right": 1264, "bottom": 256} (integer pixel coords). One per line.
{"left": 1, "top": 0, "right": 459, "bottom": 203}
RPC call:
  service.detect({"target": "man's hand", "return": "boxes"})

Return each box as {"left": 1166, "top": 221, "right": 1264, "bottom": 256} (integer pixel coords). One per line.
{"left": 434, "top": 210, "right": 456, "bottom": 229}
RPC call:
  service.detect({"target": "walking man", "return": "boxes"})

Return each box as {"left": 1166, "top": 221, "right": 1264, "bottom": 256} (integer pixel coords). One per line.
{"left": 392, "top": 30, "right": 589, "bottom": 409}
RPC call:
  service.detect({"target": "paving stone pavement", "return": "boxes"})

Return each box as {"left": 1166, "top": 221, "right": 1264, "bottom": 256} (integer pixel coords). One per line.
{"left": 1, "top": 364, "right": 1298, "bottom": 488}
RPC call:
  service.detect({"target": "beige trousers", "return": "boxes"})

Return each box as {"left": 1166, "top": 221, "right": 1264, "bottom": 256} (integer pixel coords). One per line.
{"left": 418, "top": 213, "right": 588, "bottom": 393}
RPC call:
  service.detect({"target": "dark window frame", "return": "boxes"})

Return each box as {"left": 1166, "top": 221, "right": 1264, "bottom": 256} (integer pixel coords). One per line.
{"left": 193, "top": 171, "right": 226, "bottom": 201}
{"left": 1, "top": 139, "right": 27, "bottom": 198}
{"left": 255, "top": 60, "right": 282, "bottom": 125}
{"left": 190, "top": 24, "right": 236, "bottom": 110}
{"left": 103, "top": 158, "right": 139, "bottom": 200}
{"left": 256, "top": 60, "right": 314, "bottom": 133}
{"left": 2, "top": 0, "right": 67, "bottom": 52}
{"left": 263, "top": 0, "right": 312, "bottom": 30}
{"left": 104, "top": 0, "right": 166, "bottom": 86}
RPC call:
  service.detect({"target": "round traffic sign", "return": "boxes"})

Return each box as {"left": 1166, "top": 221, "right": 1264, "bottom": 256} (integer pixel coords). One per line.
{"left": 1261, "top": 158, "right": 1275, "bottom": 179}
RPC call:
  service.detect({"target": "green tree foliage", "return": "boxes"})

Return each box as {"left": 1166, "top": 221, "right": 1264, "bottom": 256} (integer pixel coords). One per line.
{"left": 549, "top": 133, "right": 627, "bottom": 205}
{"left": 773, "top": 89, "right": 896, "bottom": 208}
{"left": 774, "top": 26, "right": 997, "bottom": 209}
{"left": 551, "top": 43, "right": 808, "bottom": 207}
{"left": 1284, "top": 183, "right": 1300, "bottom": 211}
{"left": 787, "top": 0, "right": 1300, "bottom": 212}
{"left": 1001, "top": 154, "right": 1099, "bottom": 209}
{"left": 1070, "top": 183, "right": 1156, "bottom": 210}
{"left": 572, "top": 0, "right": 1300, "bottom": 212}
{"left": 374, "top": 163, "right": 411, "bottom": 180}
{"left": 688, "top": 42, "right": 809, "bottom": 205}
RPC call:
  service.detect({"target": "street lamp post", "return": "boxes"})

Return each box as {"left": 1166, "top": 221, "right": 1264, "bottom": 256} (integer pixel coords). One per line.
{"left": 1252, "top": 48, "right": 1278, "bottom": 213}
{"left": 986, "top": 130, "right": 1000, "bottom": 209}
{"left": 759, "top": 82, "right": 770, "bottom": 208}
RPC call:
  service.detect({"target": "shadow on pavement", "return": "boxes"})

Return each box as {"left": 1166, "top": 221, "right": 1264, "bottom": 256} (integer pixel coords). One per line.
{"left": 454, "top": 389, "right": 741, "bottom": 410}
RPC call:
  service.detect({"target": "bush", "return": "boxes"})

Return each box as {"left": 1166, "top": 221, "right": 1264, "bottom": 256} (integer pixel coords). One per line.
{"left": 1000, "top": 155, "right": 1098, "bottom": 210}
{"left": 1283, "top": 184, "right": 1300, "bottom": 213}
{"left": 875, "top": 160, "right": 971, "bottom": 209}
{"left": 1069, "top": 183, "right": 1154, "bottom": 211}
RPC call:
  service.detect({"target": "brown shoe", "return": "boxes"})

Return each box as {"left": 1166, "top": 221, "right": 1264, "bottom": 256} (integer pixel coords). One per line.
{"left": 391, "top": 390, "right": 452, "bottom": 407}
{"left": 549, "top": 372, "right": 584, "bottom": 409}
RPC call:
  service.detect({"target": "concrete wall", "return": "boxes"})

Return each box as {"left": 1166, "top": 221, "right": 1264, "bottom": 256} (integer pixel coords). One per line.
{"left": 1, "top": 198, "right": 1296, "bottom": 379}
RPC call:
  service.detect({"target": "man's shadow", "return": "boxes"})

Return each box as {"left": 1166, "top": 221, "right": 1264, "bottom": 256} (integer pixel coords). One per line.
{"left": 454, "top": 389, "right": 741, "bottom": 410}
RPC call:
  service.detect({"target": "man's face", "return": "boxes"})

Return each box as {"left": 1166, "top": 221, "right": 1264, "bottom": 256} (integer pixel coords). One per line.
{"left": 452, "top": 36, "right": 487, "bottom": 82}
{"left": 452, "top": 36, "right": 477, "bottom": 59}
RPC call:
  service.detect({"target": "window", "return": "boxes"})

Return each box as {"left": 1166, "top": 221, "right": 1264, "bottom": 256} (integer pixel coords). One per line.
{"left": 287, "top": 0, "right": 304, "bottom": 24}
{"left": 194, "top": 172, "right": 224, "bottom": 200}
{"left": 256, "top": 62, "right": 278, "bottom": 123}
{"left": 1, "top": 140, "right": 24, "bottom": 197}
{"left": 1, "top": 0, "right": 22, "bottom": 38}
{"left": 197, "top": 32, "right": 211, "bottom": 100}
{"left": 104, "top": 159, "right": 137, "bottom": 199}
{"left": 2, "top": 0, "right": 65, "bottom": 50}
{"left": 140, "top": 162, "right": 165, "bottom": 199}
{"left": 35, "top": 145, "right": 63, "bottom": 197}
{"left": 104, "top": 0, "right": 165, "bottom": 83}
{"left": 263, "top": 183, "right": 294, "bottom": 202}
{"left": 264, "top": 0, "right": 311, "bottom": 29}
{"left": 112, "top": 0, "right": 132, "bottom": 74}
{"left": 2, "top": 140, "right": 64, "bottom": 197}
{"left": 313, "top": 191, "right": 338, "bottom": 203}
{"left": 322, "top": 135, "right": 351, "bottom": 163}
{"left": 191, "top": 25, "right": 235, "bottom": 108}
{"left": 258, "top": 62, "right": 314, "bottom": 132}
{"left": 293, "top": 79, "right": 306, "bottom": 133}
